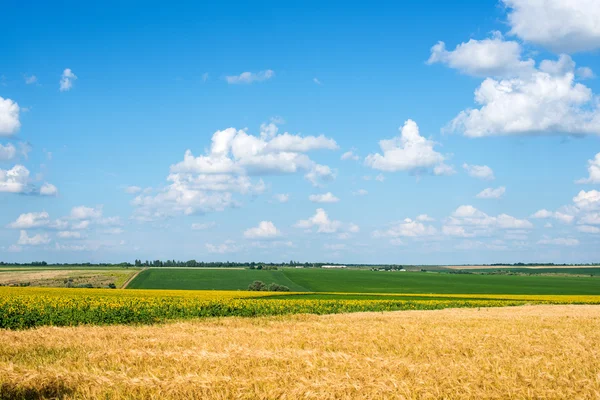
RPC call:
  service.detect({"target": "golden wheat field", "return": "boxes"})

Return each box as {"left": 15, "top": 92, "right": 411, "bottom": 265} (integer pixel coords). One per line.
{"left": 1, "top": 305, "right": 600, "bottom": 399}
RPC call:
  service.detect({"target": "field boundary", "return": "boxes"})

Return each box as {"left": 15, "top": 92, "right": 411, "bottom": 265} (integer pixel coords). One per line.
{"left": 121, "top": 268, "right": 147, "bottom": 289}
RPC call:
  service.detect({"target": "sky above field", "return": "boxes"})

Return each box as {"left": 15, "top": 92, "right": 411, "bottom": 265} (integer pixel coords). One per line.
{"left": 1, "top": 0, "right": 600, "bottom": 264}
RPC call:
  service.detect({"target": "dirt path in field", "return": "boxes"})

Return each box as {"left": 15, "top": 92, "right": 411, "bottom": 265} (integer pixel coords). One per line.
{"left": 121, "top": 268, "right": 147, "bottom": 289}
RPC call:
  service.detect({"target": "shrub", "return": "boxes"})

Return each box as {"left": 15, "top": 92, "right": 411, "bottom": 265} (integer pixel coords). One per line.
{"left": 267, "top": 283, "right": 290, "bottom": 292}
{"left": 248, "top": 281, "right": 267, "bottom": 291}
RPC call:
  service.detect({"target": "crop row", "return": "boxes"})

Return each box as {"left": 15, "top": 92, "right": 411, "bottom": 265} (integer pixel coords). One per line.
{"left": 0, "top": 294, "right": 530, "bottom": 330}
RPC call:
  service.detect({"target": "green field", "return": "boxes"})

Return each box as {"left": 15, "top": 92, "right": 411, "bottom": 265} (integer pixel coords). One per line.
{"left": 128, "top": 268, "right": 600, "bottom": 295}
{"left": 127, "top": 269, "right": 309, "bottom": 291}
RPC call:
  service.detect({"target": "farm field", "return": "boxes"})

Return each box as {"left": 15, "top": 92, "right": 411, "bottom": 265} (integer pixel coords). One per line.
{"left": 128, "top": 267, "right": 600, "bottom": 294}
{"left": 127, "top": 268, "right": 308, "bottom": 291}
{"left": 1, "top": 305, "right": 599, "bottom": 399}
{"left": 0, "top": 267, "right": 139, "bottom": 288}
{"left": 2, "top": 286, "right": 600, "bottom": 330}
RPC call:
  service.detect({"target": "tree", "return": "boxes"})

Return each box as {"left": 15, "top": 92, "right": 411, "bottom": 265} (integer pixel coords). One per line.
{"left": 247, "top": 281, "right": 267, "bottom": 291}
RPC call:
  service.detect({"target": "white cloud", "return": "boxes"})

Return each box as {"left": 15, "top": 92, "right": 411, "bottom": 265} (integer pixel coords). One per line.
{"left": 225, "top": 70, "right": 274, "bottom": 84}
{"left": 133, "top": 123, "right": 339, "bottom": 219}
{"left": 0, "top": 165, "right": 30, "bottom": 193}
{"left": 191, "top": 222, "right": 216, "bottom": 230}
{"left": 0, "top": 143, "right": 16, "bottom": 161}
{"left": 40, "top": 183, "right": 58, "bottom": 196}
{"left": 341, "top": 150, "right": 359, "bottom": 161}
{"left": 0, "top": 96, "right": 20, "bottom": 136}
{"left": 71, "top": 206, "right": 102, "bottom": 220}
{"left": 54, "top": 243, "right": 89, "bottom": 252}
{"left": 427, "top": 32, "right": 534, "bottom": 77}
{"left": 416, "top": 214, "right": 435, "bottom": 222}
{"left": 71, "top": 220, "right": 90, "bottom": 230}
{"left": 295, "top": 208, "right": 357, "bottom": 234}
{"left": 24, "top": 75, "right": 37, "bottom": 84}
{"left": 476, "top": 186, "right": 506, "bottom": 199}
{"left": 503, "top": 0, "right": 600, "bottom": 53}
{"left": 7, "top": 245, "right": 22, "bottom": 253}
{"left": 448, "top": 60, "right": 600, "bottom": 137}
{"left": 576, "top": 153, "right": 600, "bottom": 184}
{"left": 443, "top": 205, "right": 532, "bottom": 237}
{"left": 244, "top": 221, "right": 281, "bottom": 239}
{"left": 124, "top": 186, "right": 142, "bottom": 194}
{"left": 273, "top": 193, "right": 289, "bottom": 203}
{"left": 18, "top": 230, "right": 50, "bottom": 246}
{"left": 373, "top": 218, "right": 437, "bottom": 238}
{"left": 375, "top": 173, "right": 385, "bottom": 182}
{"left": 577, "top": 67, "right": 595, "bottom": 79}
{"left": 573, "top": 190, "right": 600, "bottom": 210}
{"left": 313, "top": 78, "right": 322, "bottom": 85}
{"left": 463, "top": 163, "right": 495, "bottom": 180}
{"left": 353, "top": 189, "right": 368, "bottom": 196}
{"left": 57, "top": 231, "right": 84, "bottom": 239}
{"left": 59, "top": 68, "right": 77, "bottom": 91}
{"left": 531, "top": 209, "right": 575, "bottom": 224}
{"left": 433, "top": 163, "right": 456, "bottom": 176}
{"left": 309, "top": 192, "right": 340, "bottom": 203}
{"left": 8, "top": 212, "right": 50, "bottom": 229}
{"left": 537, "top": 237, "right": 580, "bottom": 246}
{"left": 577, "top": 225, "right": 600, "bottom": 234}
{"left": 205, "top": 240, "right": 240, "bottom": 253}
{"left": 365, "top": 119, "right": 447, "bottom": 174}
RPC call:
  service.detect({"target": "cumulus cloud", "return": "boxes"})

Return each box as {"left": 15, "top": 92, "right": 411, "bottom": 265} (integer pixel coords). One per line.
{"left": 244, "top": 221, "right": 281, "bottom": 239}
{"left": 341, "top": 150, "right": 359, "bottom": 161}
{"left": 572, "top": 190, "right": 600, "bottom": 210}
{"left": 531, "top": 209, "right": 575, "bottom": 224}
{"left": 427, "top": 32, "right": 534, "bottom": 77}
{"left": 0, "top": 165, "right": 58, "bottom": 195}
{"left": 365, "top": 119, "right": 449, "bottom": 175}
{"left": 7, "top": 212, "right": 50, "bottom": 229}
{"left": 576, "top": 153, "right": 600, "bottom": 184}
{"left": 463, "top": 163, "right": 495, "bottom": 180}
{"left": 443, "top": 205, "right": 532, "bottom": 237}
{"left": 353, "top": 189, "right": 368, "bottom": 196}
{"left": 309, "top": 192, "right": 340, "bottom": 203}
{"left": 0, "top": 96, "right": 21, "bottom": 136}
{"left": 503, "top": 0, "right": 600, "bottom": 53}
{"left": 448, "top": 57, "right": 600, "bottom": 137}
{"left": 476, "top": 186, "right": 505, "bottom": 199}
{"left": 71, "top": 206, "right": 103, "bottom": 220}
{"left": 225, "top": 70, "right": 274, "bottom": 84}
{"left": 40, "top": 183, "right": 58, "bottom": 196}
{"left": 373, "top": 217, "right": 437, "bottom": 238}
{"left": 0, "top": 143, "right": 16, "bottom": 161}
{"left": 59, "top": 68, "right": 77, "bottom": 91}
{"left": 577, "top": 225, "right": 600, "bottom": 234}
{"left": 0, "top": 165, "right": 30, "bottom": 193}
{"left": 18, "top": 230, "right": 50, "bottom": 245}
{"left": 295, "top": 208, "right": 357, "bottom": 234}
{"left": 416, "top": 214, "right": 435, "bottom": 222}
{"left": 133, "top": 122, "right": 337, "bottom": 220}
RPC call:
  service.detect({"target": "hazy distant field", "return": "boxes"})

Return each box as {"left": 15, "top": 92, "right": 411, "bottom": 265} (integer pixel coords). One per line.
{"left": 128, "top": 268, "right": 600, "bottom": 294}
{"left": 2, "top": 305, "right": 598, "bottom": 399}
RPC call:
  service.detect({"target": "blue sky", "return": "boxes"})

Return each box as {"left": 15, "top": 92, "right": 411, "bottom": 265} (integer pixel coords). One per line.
{"left": 1, "top": 0, "right": 600, "bottom": 264}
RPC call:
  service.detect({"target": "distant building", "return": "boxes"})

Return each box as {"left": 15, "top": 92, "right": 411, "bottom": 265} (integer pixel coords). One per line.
{"left": 322, "top": 265, "right": 347, "bottom": 269}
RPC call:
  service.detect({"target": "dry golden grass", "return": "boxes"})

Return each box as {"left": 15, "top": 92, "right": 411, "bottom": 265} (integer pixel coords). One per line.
{"left": 1, "top": 305, "right": 600, "bottom": 399}
{"left": 0, "top": 269, "right": 137, "bottom": 288}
